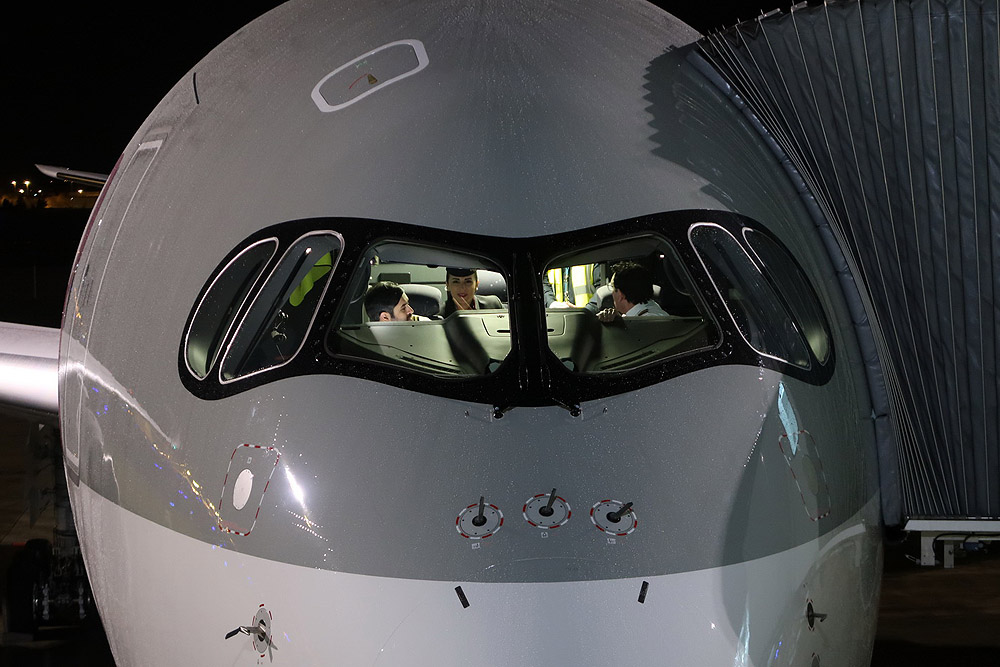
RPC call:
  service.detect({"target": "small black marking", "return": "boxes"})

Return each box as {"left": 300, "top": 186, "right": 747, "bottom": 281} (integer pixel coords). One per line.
{"left": 192, "top": 71, "right": 200, "bottom": 104}
{"left": 638, "top": 580, "right": 649, "bottom": 604}
{"left": 455, "top": 585, "right": 470, "bottom": 608}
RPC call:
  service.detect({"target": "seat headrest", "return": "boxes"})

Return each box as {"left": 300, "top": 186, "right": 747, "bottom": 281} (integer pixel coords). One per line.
{"left": 476, "top": 270, "right": 507, "bottom": 302}
{"left": 401, "top": 283, "right": 443, "bottom": 317}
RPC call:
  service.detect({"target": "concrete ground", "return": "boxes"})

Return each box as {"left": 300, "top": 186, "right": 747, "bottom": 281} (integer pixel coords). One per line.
{"left": 870, "top": 534, "right": 1000, "bottom": 664}
{"left": 0, "top": 410, "right": 997, "bottom": 665}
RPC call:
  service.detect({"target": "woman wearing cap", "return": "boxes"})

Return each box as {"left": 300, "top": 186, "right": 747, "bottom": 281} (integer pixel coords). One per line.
{"left": 442, "top": 268, "right": 503, "bottom": 316}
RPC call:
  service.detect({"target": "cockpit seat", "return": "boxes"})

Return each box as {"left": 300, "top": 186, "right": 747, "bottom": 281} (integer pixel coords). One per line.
{"left": 476, "top": 270, "right": 508, "bottom": 304}
{"left": 589, "top": 284, "right": 665, "bottom": 312}
{"left": 401, "top": 283, "right": 444, "bottom": 318}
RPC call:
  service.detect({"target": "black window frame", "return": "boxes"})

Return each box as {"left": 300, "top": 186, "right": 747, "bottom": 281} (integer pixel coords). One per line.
{"left": 218, "top": 230, "right": 344, "bottom": 383}
{"left": 178, "top": 211, "right": 835, "bottom": 408}
{"left": 183, "top": 237, "right": 278, "bottom": 380}
{"left": 689, "top": 222, "right": 813, "bottom": 370}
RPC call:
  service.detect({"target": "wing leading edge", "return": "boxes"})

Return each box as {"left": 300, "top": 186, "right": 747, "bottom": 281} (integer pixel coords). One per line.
{"left": 35, "top": 164, "right": 109, "bottom": 188}
{"left": 0, "top": 322, "right": 60, "bottom": 421}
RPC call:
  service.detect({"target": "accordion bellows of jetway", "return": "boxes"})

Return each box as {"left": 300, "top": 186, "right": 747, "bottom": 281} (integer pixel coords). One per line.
{"left": 698, "top": 0, "right": 1000, "bottom": 524}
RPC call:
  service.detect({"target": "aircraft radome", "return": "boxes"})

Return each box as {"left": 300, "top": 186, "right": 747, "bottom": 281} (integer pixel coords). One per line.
{"left": 1, "top": 0, "right": 882, "bottom": 663}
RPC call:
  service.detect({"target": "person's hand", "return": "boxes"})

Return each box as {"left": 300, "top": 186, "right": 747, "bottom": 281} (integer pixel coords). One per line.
{"left": 596, "top": 307, "right": 620, "bottom": 323}
{"left": 452, "top": 294, "right": 473, "bottom": 310}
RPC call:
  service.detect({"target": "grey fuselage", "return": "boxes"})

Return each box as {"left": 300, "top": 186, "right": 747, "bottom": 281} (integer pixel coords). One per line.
{"left": 57, "top": 1, "right": 881, "bottom": 664}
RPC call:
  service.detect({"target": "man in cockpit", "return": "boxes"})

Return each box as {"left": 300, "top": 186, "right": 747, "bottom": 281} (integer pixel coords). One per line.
{"left": 364, "top": 281, "right": 424, "bottom": 322}
{"left": 596, "top": 261, "right": 668, "bottom": 323}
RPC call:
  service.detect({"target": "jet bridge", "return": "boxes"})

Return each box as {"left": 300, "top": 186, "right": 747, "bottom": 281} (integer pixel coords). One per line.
{"left": 695, "top": 0, "right": 1000, "bottom": 556}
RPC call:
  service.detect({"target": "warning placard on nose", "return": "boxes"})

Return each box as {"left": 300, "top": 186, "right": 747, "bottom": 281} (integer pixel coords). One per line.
{"left": 779, "top": 430, "right": 831, "bottom": 521}
{"left": 218, "top": 444, "right": 280, "bottom": 536}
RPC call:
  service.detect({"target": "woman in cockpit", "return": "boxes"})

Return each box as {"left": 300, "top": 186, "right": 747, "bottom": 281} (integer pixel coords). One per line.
{"left": 441, "top": 267, "right": 503, "bottom": 316}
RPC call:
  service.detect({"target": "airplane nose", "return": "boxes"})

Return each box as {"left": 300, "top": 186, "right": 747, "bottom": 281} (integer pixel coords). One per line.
{"left": 370, "top": 573, "right": 744, "bottom": 665}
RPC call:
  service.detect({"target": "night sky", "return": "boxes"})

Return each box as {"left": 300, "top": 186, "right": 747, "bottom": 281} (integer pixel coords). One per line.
{"left": 1, "top": 1, "right": 781, "bottom": 184}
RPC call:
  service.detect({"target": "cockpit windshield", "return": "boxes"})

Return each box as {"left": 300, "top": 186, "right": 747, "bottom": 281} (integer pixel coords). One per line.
{"left": 328, "top": 241, "right": 512, "bottom": 377}
{"left": 542, "top": 235, "right": 715, "bottom": 373}
{"left": 180, "top": 212, "right": 834, "bottom": 405}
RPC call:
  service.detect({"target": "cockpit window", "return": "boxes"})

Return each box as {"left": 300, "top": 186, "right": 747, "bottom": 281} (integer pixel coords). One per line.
{"left": 221, "top": 232, "right": 343, "bottom": 381}
{"left": 690, "top": 223, "right": 811, "bottom": 368}
{"left": 181, "top": 212, "right": 834, "bottom": 406}
{"left": 542, "top": 234, "right": 716, "bottom": 372}
{"left": 327, "top": 241, "right": 512, "bottom": 377}
{"left": 184, "top": 238, "right": 276, "bottom": 379}
{"left": 744, "top": 229, "right": 831, "bottom": 365}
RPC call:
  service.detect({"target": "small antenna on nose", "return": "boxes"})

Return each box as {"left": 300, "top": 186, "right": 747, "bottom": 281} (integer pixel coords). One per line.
{"left": 471, "top": 496, "right": 487, "bottom": 527}
{"left": 538, "top": 488, "right": 558, "bottom": 517}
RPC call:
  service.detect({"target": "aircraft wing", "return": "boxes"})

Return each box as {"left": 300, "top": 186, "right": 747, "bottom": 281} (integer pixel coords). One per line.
{"left": 35, "top": 163, "right": 108, "bottom": 188}
{"left": 0, "top": 322, "right": 60, "bottom": 422}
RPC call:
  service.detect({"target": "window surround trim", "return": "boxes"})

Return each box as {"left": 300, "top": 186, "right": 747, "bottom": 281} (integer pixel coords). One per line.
{"left": 217, "top": 229, "right": 345, "bottom": 385}
{"left": 740, "top": 226, "right": 832, "bottom": 367}
{"left": 689, "top": 221, "right": 812, "bottom": 370}
{"left": 183, "top": 236, "right": 278, "bottom": 380}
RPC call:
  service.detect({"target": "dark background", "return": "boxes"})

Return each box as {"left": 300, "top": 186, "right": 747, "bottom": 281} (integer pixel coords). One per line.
{"left": 0, "top": 2, "right": 783, "bottom": 181}
{"left": 0, "top": 1, "right": 785, "bottom": 327}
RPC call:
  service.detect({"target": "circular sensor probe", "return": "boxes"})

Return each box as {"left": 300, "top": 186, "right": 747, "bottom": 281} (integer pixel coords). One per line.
{"left": 456, "top": 497, "right": 503, "bottom": 539}
{"left": 522, "top": 491, "right": 571, "bottom": 529}
{"left": 590, "top": 500, "right": 638, "bottom": 536}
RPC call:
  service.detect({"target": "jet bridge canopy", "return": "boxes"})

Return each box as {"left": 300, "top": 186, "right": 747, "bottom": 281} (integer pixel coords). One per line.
{"left": 697, "top": 0, "right": 1000, "bottom": 526}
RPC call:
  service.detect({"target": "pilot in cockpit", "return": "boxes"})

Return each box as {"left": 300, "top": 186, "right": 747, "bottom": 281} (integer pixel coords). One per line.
{"left": 364, "top": 281, "right": 427, "bottom": 322}
{"left": 441, "top": 268, "right": 503, "bottom": 316}
{"left": 595, "top": 261, "right": 669, "bottom": 323}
